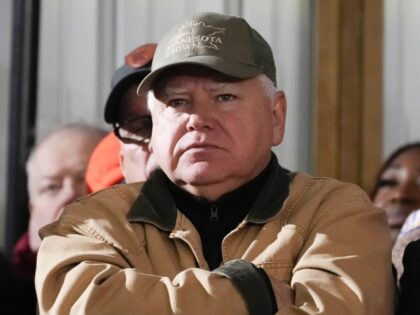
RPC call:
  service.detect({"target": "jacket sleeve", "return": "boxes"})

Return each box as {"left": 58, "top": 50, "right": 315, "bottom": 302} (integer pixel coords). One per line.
{"left": 35, "top": 216, "right": 274, "bottom": 315}
{"left": 275, "top": 182, "right": 395, "bottom": 314}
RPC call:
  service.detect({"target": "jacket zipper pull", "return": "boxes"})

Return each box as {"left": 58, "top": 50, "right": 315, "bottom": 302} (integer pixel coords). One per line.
{"left": 209, "top": 204, "right": 219, "bottom": 222}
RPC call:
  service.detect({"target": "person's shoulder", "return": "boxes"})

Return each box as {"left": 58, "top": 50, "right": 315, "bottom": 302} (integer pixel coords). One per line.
{"left": 282, "top": 172, "right": 383, "bottom": 234}
{"left": 39, "top": 182, "right": 148, "bottom": 256}
{"left": 289, "top": 171, "right": 370, "bottom": 203}
{"left": 83, "top": 181, "right": 144, "bottom": 203}
{"left": 60, "top": 182, "right": 144, "bottom": 225}
{"left": 284, "top": 171, "right": 375, "bottom": 222}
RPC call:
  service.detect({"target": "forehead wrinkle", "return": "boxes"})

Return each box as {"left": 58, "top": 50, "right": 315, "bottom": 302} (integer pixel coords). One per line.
{"left": 164, "top": 76, "right": 233, "bottom": 95}
{"left": 202, "top": 80, "right": 232, "bottom": 93}
{"left": 157, "top": 78, "right": 193, "bottom": 98}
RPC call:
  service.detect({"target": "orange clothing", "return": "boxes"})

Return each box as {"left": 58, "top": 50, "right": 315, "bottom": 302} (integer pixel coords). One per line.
{"left": 85, "top": 132, "right": 124, "bottom": 193}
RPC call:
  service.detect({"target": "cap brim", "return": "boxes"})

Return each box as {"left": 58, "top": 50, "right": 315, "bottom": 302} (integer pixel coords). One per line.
{"left": 136, "top": 55, "right": 262, "bottom": 96}
{"left": 104, "top": 69, "right": 149, "bottom": 123}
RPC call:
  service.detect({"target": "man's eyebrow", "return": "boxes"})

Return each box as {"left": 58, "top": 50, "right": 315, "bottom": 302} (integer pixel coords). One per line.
{"left": 158, "top": 86, "right": 186, "bottom": 98}
{"left": 155, "top": 81, "right": 192, "bottom": 98}
{"left": 203, "top": 81, "right": 234, "bottom": 92}
{"left": 38, "top": 175, "right": 61, "bottom": 181}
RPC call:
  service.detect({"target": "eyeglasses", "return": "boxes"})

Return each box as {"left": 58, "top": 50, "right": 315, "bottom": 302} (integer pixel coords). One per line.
{"left": 113, "top": 116, "right": 152, "bottom": 144}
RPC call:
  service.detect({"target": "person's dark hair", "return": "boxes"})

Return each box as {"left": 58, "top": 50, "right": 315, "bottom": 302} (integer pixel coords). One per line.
{"left": 371, "top": 141, "right": 420, "bottom": 199}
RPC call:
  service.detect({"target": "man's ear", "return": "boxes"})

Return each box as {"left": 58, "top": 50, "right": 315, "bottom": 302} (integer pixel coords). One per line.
{"left": 272, "top": 90, "right": 287, "bottom": 146}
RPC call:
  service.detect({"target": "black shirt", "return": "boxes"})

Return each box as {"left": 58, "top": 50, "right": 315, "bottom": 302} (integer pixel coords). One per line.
{"left": 167, "top": 161, "right": 272, "bottom": 270}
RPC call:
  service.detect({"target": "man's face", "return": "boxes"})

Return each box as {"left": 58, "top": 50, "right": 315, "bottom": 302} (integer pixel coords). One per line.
{"left": 118, "top": 86, "right": 156, "bottom": 183}
{"left": 373, "top": 148, "right": 420, "bottom": 242}
{"left": 28, "top": 130, "right": 100, "bottom": 251}
{"left": 149, "top": 68, "right": 286, "bottom": 200}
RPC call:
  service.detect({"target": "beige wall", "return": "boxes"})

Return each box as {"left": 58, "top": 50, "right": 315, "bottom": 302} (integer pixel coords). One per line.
{"left": 384, "top": 0, "right": 420, "bottom": 156}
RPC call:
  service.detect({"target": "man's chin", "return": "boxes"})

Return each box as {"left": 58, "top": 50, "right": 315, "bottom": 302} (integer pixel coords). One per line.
{"left": 180, "top": 170, "right": 223, "bottom": 186}
{"left": 175, "top": 164, "right": 229, "bottom": 186}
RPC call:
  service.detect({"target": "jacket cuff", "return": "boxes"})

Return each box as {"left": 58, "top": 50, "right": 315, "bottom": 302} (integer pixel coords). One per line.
{"left": 214, "top": 259, "right": 276, "bottom": 315}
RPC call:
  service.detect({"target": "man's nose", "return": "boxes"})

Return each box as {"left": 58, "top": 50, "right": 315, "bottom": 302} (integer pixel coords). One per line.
{"left": 185, "top": 102, "right": 215, "bottom": 131}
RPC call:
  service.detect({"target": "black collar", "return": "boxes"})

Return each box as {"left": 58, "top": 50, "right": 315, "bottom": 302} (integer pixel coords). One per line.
{"left": 127, "top": 153, "right": 291, "bottom": 230}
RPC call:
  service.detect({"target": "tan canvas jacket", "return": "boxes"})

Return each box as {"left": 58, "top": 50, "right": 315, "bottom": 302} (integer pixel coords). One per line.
{"left": 35, "top": 166, "right": 394, "bottom": 315}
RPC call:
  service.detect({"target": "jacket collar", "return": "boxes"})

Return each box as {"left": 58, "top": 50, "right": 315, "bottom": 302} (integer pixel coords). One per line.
{"left": 127, "top": 170, "right": 177, "bottom": 231}
{"left": 247, "top": 154, "right": 291, "bottom": 223}
{"left": 127, "top": 153, "right": 291, "bottom": 230}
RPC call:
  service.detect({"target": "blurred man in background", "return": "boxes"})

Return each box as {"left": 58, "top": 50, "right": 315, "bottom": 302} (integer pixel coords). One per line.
{"left": 12, "top": 123, "right": 106, "bottom": 278}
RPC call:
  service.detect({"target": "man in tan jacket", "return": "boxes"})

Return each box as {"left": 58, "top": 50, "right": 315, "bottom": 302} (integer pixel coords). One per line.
{"left": 35, "top": 12, "right": 394, "bottom": 314}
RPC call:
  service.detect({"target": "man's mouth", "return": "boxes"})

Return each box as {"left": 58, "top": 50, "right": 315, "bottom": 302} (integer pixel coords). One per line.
{"left": 184, "top": 142, "right": 219, "bottom": 151}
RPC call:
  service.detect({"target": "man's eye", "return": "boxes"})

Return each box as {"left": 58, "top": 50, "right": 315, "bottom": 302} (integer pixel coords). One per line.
{"left": 40, "top": 183, "right": 61, "bottom": 195}
{"left": 168, "top": 99, "right": 187, "bottom": 107}
{"left": 126, "top": 120, "right": 152, "bottom": 133}
{"left": 377, "top": 179, "right": 398, "bottom": 188}
{"left": 217, "top": 94, "right": 236, "bottom": 102}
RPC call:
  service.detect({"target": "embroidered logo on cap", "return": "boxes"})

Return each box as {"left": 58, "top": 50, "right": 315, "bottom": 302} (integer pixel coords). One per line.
{"left": 165, "top": 20, "right": 226, "bottom": 58}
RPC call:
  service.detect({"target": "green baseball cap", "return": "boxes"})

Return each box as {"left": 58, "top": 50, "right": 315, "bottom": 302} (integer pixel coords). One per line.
{"left": 137, "top": 12, "right": 276, "bottom": 95}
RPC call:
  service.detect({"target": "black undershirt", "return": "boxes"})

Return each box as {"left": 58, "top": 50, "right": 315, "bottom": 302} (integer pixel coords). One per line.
{"left": 167, "top": 163, "right": 271, "bottom": 270}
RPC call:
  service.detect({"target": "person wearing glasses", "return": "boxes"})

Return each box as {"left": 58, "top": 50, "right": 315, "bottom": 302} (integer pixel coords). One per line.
{"left": 35, "top": 13, "right": 394, "bottom": 314}
{"left": 105, "top": 43, "right": 157, "bottom": 183}
{"left": 85, "top": 44, "right": 158, "bottom": 192}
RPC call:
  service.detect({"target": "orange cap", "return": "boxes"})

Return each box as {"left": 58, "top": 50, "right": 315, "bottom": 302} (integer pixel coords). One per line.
{"left": 85, "top": 132, "right": 124, "bottom": 193}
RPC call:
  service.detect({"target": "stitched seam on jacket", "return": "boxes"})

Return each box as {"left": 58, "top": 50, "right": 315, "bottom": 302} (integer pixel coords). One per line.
{"left": 60, "top": 216, "right": 145, "bottom": 256}
{"left": 282, "top": 174, "right": 312, "bottom": 226}
{"left": 277, "top": 174, "right": 312, "bottom": 239}
{"left": 113, "top": 185, "right": 135, "bottom": 207}
{"left": 282, "top": 176, "right": 371, "bottom": 239}
{"left": 173, "top": 214, "right": 206, "bottom": 267}
{"left": 311, "top": 199, "right": 369, "bottom": 228}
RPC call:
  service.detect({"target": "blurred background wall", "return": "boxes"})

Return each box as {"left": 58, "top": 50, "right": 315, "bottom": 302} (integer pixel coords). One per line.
{"left": 383, "top": 0, "right": 420, "bottom": 157}
{"left": 0, "top": 0, "right": 13, "bottom": 250}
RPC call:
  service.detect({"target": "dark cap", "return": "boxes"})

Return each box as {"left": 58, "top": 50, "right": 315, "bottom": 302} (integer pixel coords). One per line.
{"left": 137, "top": 12, "right": 276, "bottom": 95}
{"left": 104, "top": 43, "right": 156, "bottom": 123}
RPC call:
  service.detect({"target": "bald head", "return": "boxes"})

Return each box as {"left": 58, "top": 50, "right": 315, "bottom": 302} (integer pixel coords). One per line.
{"left": 26, "top": 123, "right": 106, "bottom": 252}
{"left": 26, "top": 124, "right": 105, "bottom": 192}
